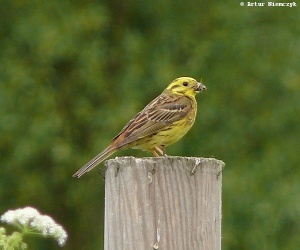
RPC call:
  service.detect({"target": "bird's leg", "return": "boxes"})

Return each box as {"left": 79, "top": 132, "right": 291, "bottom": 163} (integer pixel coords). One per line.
{"left": 161, "top": 145, "right": 167, "bottom": 156}
{"left": 154, "top": 146, "right": 163, "bottom": 155}
{"left": 154, "top": 145, "right": 168, "bottom": 156}
{"left": 152, "top": 150, "right": 160, "bottom": 157}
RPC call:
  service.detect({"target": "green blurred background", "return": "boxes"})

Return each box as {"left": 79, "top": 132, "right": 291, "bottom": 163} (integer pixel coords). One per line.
{"left": 1, "top": 0, "right": 299, "bottom": 249}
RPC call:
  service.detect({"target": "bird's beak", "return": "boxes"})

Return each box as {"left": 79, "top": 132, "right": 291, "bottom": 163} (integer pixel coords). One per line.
{"left": 194, "top": 82, "right": 206, "bottom": 93}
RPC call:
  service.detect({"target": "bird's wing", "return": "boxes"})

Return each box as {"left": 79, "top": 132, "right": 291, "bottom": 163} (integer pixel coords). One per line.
{"left": 112, "top": 93, "right": 193, "bottom": 148}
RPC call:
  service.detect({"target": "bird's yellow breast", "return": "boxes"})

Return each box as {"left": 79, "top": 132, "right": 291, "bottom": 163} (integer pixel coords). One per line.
{"left": 133, "top": 102, "right": 197, "bottom": 151}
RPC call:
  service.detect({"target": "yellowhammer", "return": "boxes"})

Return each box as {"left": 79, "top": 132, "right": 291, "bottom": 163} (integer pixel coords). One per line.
{"left": 73, "top": 77, "right": 206, "bottom": 178}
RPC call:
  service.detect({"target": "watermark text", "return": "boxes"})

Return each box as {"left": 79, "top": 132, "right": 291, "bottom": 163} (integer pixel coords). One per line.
{"left": 240, "top": 2, "right": 297, "bottom": 7}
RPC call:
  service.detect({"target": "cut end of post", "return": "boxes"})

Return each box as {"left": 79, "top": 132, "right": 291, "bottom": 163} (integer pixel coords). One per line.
{"left": 105, "top": 156, "right": 225, "bottom": 177}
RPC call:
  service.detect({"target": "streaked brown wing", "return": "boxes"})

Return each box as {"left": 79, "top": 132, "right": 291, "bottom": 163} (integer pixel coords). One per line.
{"left": 112, "top": 93, "right": 192, "bottom": 148}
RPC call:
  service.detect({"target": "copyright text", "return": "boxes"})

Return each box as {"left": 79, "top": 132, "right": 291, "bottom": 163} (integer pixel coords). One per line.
{"left": 240, "top": 2, "right": 297, "bottom": 7}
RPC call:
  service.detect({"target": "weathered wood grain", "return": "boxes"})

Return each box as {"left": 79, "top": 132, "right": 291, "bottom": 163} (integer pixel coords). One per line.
{"left": 104, "top": 156, "right": 224, "bottom": 250}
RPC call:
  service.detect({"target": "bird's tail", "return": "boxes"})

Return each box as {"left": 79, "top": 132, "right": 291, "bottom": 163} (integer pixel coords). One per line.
{"left": 72, "top": 144, "right": 117, "bottom": 178}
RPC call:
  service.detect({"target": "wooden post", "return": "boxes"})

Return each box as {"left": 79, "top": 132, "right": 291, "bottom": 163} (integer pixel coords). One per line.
{"left": 104, "top": 156, "right": 224, "bottom": 250}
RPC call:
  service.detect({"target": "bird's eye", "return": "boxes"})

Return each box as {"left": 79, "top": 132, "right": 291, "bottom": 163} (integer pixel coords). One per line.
{"left": 183, "top": 82, "right": 188, "bottom": 86}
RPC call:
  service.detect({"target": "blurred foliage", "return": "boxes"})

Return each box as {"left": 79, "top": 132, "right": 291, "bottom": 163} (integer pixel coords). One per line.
{"left": 0, "top": 0, "right": 299, "bottom": 249}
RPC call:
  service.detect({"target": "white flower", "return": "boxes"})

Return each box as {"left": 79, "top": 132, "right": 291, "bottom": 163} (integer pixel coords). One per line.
{"left": 1, "top": 206, "right": 67, "bottom": 246}
{"left": 1, "top": 207, "right": 39, "bottom": 225}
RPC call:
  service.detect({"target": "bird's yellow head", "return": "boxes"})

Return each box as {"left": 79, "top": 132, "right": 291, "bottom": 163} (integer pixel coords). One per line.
{"left": 165, "top": 77, "right": 206, "bottom": 97}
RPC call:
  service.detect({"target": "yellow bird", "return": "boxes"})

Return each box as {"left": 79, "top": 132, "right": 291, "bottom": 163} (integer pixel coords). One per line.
{"left": 73, "top": 77, "right": 206, "bottom": 178}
